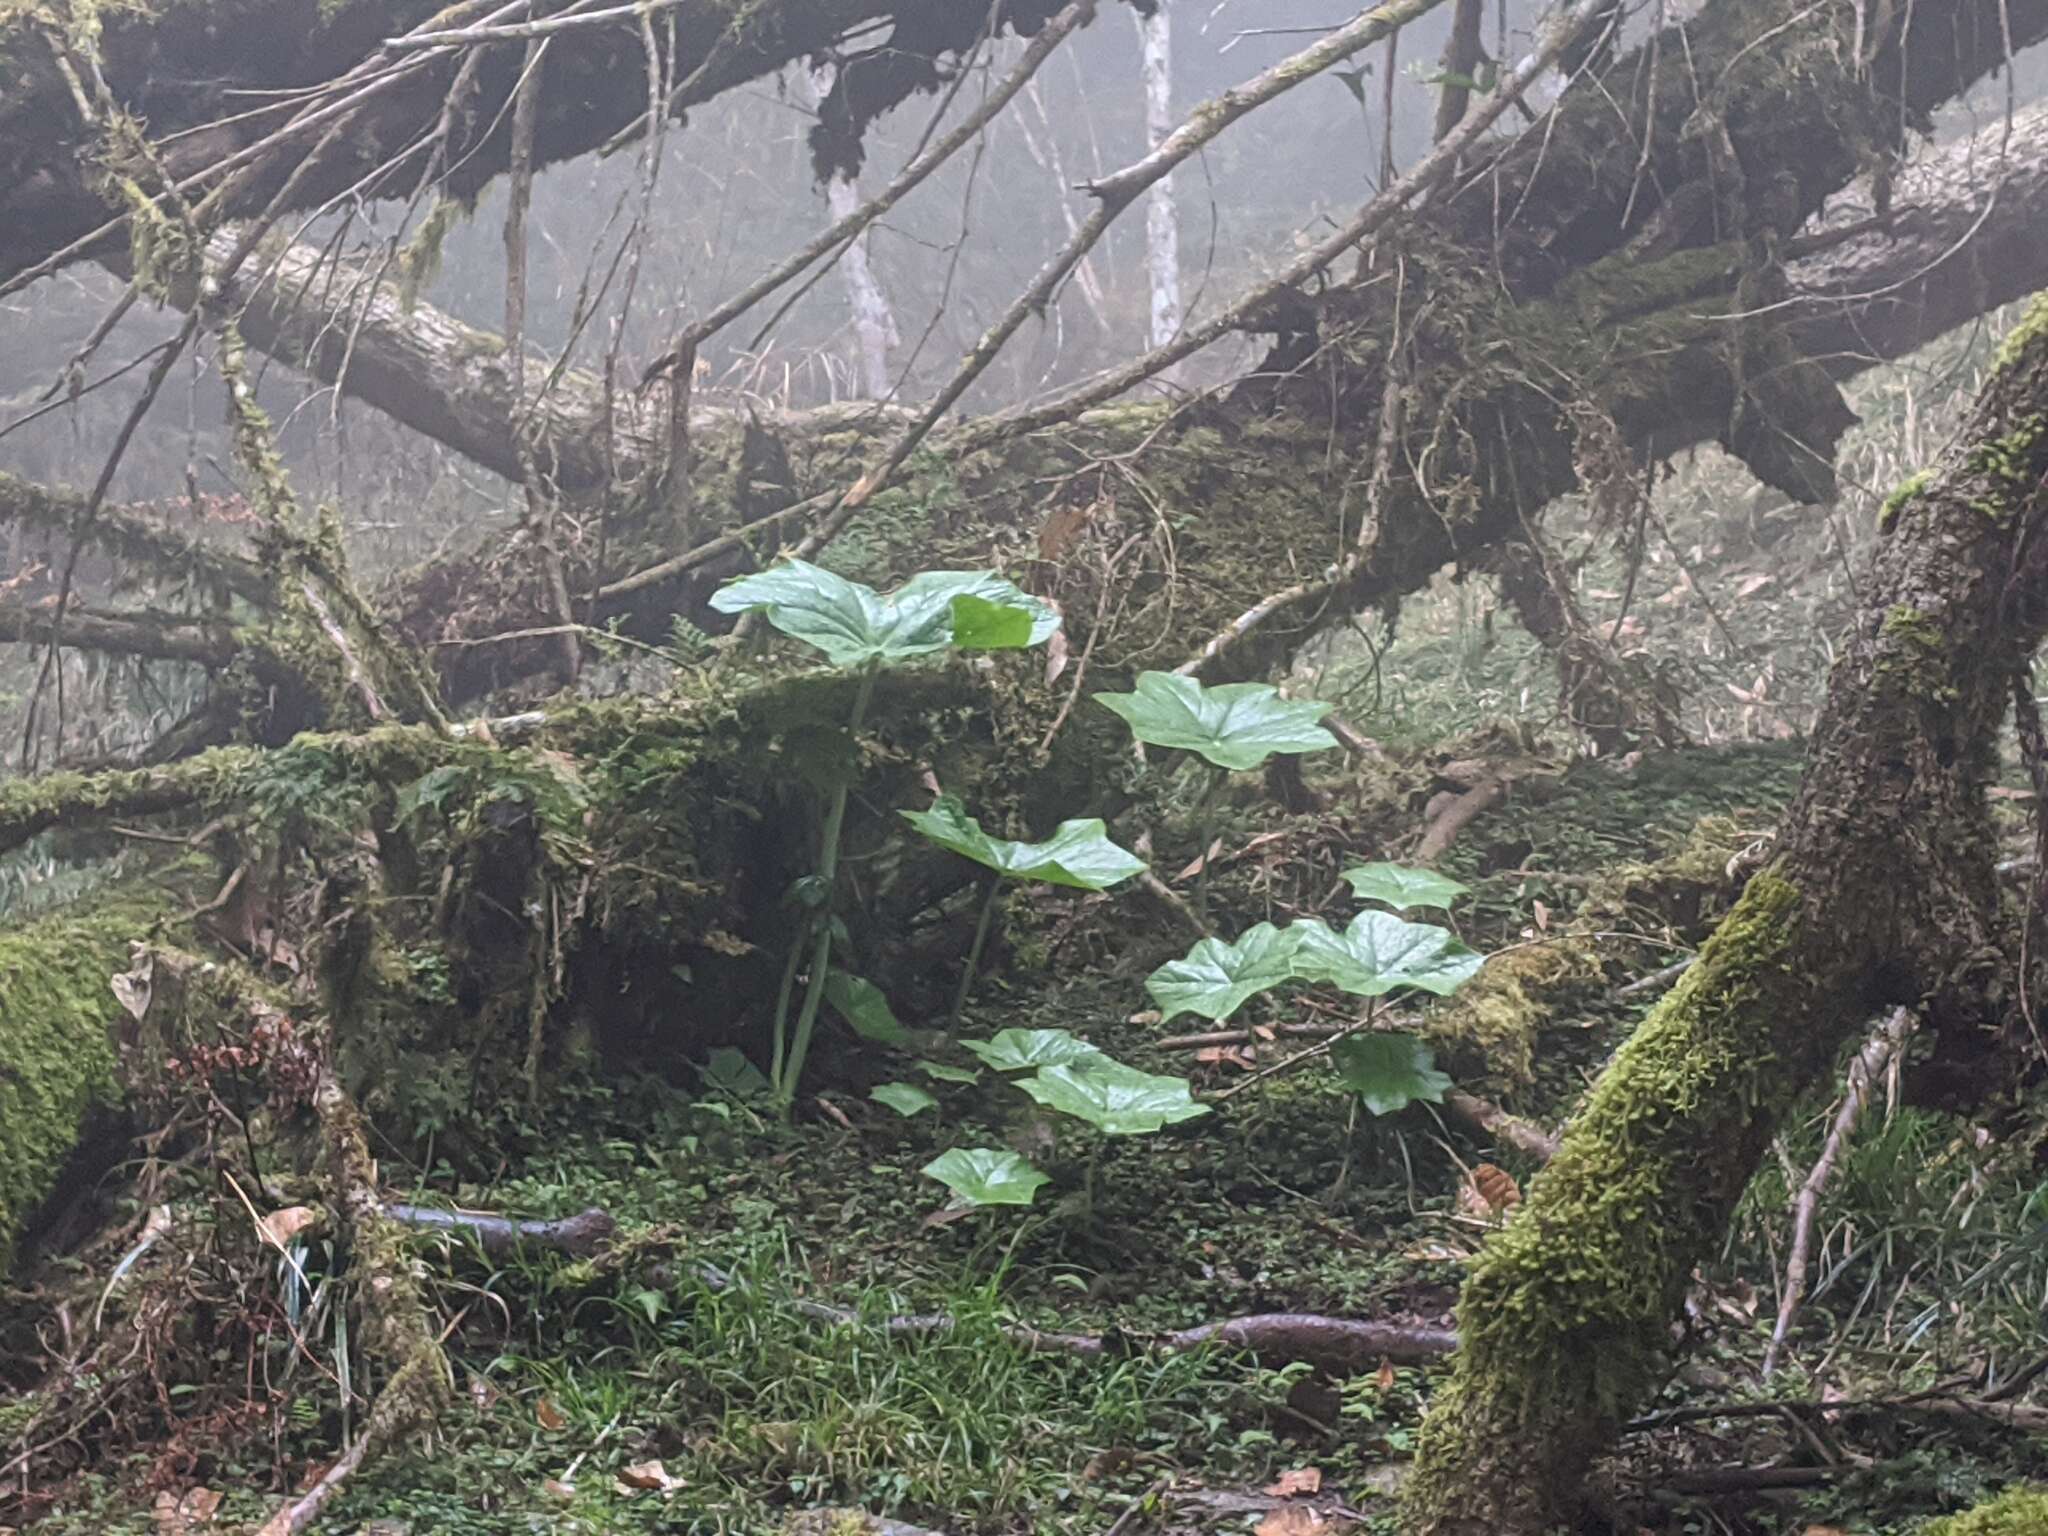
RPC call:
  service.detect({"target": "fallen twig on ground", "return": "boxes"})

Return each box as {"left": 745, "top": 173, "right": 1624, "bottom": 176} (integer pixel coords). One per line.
{"left": 381, "top": 1204, "right": 1458, "bottom": 1369}
{"left": 1763, "top": 1005, "right": 1918, "bottom": 1377}
{"left": 1443, "top": 1090, "right": 1559, "bottom": 1163}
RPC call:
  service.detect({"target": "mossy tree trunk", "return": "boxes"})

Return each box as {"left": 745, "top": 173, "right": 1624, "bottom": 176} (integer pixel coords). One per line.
{"left": 1402, "top": 295, "right": 2048, "bottom": 1534}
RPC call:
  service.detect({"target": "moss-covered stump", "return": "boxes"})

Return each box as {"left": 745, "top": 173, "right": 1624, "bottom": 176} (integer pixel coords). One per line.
{"left": 0, "top": 909, "right": 167, "bottom": 1268}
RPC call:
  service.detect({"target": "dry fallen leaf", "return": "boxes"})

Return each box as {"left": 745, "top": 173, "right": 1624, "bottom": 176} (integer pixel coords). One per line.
{"left": 1455, "top": 1162, "right": 1522, "bottom": 1223}
{"left": 1375, "top": 1357, "right": 1397, "bottom": 1393}
{"left": 615, "top": 1458, "right": 683, "bottom": 1496}
{"left": 257, "top": 1205, "right": 318, "bottom": 1250}
{"left": 535, "top": 1396, "right": 567, "bottom": 1431}
{"left": 1402, "top": 1238, "right": 1473, "bottom": 1262}
{"left": 1043, "top": 627, "right": 1071, "bottom": 685}
{"left": 541, "top": 1477, "right": 576, "bottom": 1502}
{"left": 1264, "top": 1467, "right": 1323, "bottom": 1497}
{"left": 1195, "top": 1045, "right": 1257, "bottom": 1071}
{"left": 1532, "top": 898, "right": 1551, "bottom": 932}
{"left": 1255, "top": 1505, "right": 1347, "bottom": 1536}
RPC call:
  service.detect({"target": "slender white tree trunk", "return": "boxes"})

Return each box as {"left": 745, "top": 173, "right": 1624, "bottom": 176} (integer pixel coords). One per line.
{"left": 806, "top": 64, "right": 900, "bottom": 400}
{"left": 1134, "top": 6, "right": 1182, "bottom": 360}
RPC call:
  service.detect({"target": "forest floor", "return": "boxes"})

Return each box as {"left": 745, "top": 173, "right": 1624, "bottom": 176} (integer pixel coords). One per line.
{"left": 22, "top": 727, "right": 2046, "bottom": 1536}
{"left": 13, "top": 447, "right": 2048, "bottom": 1535}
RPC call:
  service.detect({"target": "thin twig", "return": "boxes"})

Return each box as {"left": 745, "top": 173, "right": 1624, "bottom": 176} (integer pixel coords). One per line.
{"left": 1763, "top": 1006, "right": 1918, "bottom": 1377}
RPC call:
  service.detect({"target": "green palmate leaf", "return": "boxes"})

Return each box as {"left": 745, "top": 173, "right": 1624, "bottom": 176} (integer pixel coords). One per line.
{"left": 869, "top": 1082, "right": 939, "bottom": 1117}
{"left": 1146, "top": 922, "right": 1304, "bottom": 1023}
{"left": 1340, "top": 862, "right": 1469, "bottom": 912}
{"left": 922, "top": 1147, "right": 1049, "bottom": 1207}
{"left": 1292, "top": 910, "right": 1483, "bottom": 998}
{"left": 1094, "top": 671, "right": 1337, "bottom": 771}
{"left": 961, "top": 1027, "right": 1108, "bottom": 1072}
{"left": 709, "top": 559, "right": 1056, "bottom": 667}
{"left": 901, "top": 796, "right": 1146, "bottom": 891}
{"left": 1330, "top": 1033, "right": 1453, "bottom": 1116}
{"left": 1017, "top": 1059, "right": 1210, "bottom": 1135}
{"left": 824, "top": 972, "right": 911, "bottom": 1045}
{"left": 917, "top": 1060, "right": 982, "bottom": 1085}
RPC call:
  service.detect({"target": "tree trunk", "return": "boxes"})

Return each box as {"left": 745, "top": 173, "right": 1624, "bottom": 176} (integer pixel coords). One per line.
{"left": 1403, "top": 294, "right": 2048, "bottom": 1533}
{"left": 1134, "top": 5, "right": 1181, "bottom": 363}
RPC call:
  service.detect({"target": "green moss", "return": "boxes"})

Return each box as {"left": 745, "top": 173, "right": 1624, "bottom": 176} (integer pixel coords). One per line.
{"left": 1405, "top": 872, "right": 1813, "bottom": 1528}
{"left": 1924, "top": 1488, "right": 2048, "bottom": 1535}
{"left": 1878, "top": 603, "right": 1957, "bottom": 702}
{"left": 0, "top": 906, "right": 170, "bottom": 1269}
{"left": 1880, "top": 467, "right": 1933, "bottom": 529}
{"left": 1992, "top": 292, "right": 2048, "bottom": 374}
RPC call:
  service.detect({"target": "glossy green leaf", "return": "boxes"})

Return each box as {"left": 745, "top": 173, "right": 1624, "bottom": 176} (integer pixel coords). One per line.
{"left": 1094, "top": 671, "right": 1337, "bottom": 771}
{"left": 917, "top": 1060, "right": 982, "bottom": 1085}
{"left": 949, "top": 592, "right": 1037, "bottom": 649}
{"left": 1292, "top": 910, "right": 1483, "bottom": 998}
{"left": 1146, "top": 922, "right": 1304, "bottom": 1023}
{"left": 1017, "top": 1059, "right": 1210, "bottom": 1135}
{"left": 709, "top": 559, "right": 1055, "bottom": 667}
{"left": 922, "top": 1147, "right": 1049, "bottom": 1207}
{"left": 824, "top": 972, "right": 911, "bottom": 1045}
{"left": 961, "top": 1027, "right": 1108, "bottom": 1072}
{"left": 869, "top": 1082, "right": 939, "bottom": 1117}
{"left": 1330, "top": 1033, "right": 1453, "bottom": 1116}
{"left": 1340, "top": 862, "right": 1469, "bottom": 912}
{"left": 901, "top": 796, "right": 1146, "bottom": 891}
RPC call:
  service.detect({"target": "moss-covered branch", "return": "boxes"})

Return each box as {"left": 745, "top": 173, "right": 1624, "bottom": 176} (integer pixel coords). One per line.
{"left": 1403, "top": 292, "right": 2048, "bottom": 1533}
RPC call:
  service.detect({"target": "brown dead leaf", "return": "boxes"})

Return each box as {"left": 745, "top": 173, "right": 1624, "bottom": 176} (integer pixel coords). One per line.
{"left": 1175, "top": 838, "right": 1225, "bottom": 883}
{"left": 151, "top": 1487, "right": 222, "bottom": 1532}
{"left": 468, "top": 1371, "right": 503, "bottom": 1412}
{"left": 1195, "top": 1045, "right": 1256, "bottom": 1071}
{"left": 1126, "top": 1009, "right": 1163, "bottom": 1026}
{"left": 535, "top": 1396, "right": 567, "bottom": 1431}
{"left": 257, "top": 1205, "right": 319, "bottom": 1250}
{"left": 615, "top": 1459, "right": 683, "bottom": 1496}
{"left": 1375, "top": 1358, "right": 1397, "bottom": 1393}
{"left": 1800, "top": 1527, "right": 1850, "bottom": 1536}
{"left": 1532, "top": 898, "right": 1551, "bottom": 932}
{"left": 541, "top": 1477, "right": 576, "bottom": 1502}
{"left": 1043, "top": 627, "right": 1071, "bottom": 686}
{"left": 1036, "top": 498, "right": 1100, "bottom": 561}
{"left": 1265, "top": 1467, "right": 1323, "bottom": 1497}
{"left": 1474, "top": 1163, "right": 1523, "bottom": 1212}
{"left": 1255, "top": 1506, "right": 1347, "bottom": 1536}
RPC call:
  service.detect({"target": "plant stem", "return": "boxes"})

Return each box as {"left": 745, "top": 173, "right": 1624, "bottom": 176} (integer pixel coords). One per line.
{"left": 949, "top": 876, "right": 1004, "bottom": 1031}
{"left": 776, "top": 661, "right": 880, "bottom": 1115}
{"left": 1195, "top": 764, "right": 1227, "bottom": 920}
{"left": 767, "top": 929, "right": 803, "bottom": 1092}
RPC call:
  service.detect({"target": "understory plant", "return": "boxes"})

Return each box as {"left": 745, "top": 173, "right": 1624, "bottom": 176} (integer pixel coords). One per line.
{"left": 709, "top": 558, "right": 1056, "bottom": 1113}
{"left": 909, "top": 676, "right": 1486, "bottom": 1212}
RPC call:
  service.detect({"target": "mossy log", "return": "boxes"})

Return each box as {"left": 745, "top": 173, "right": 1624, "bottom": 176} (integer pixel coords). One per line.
{"left": 0, "top": 907, "right": 174, "bottom": 1266}
{"left": 1402, "top": 296, "right": 2048, "bottom": 1532}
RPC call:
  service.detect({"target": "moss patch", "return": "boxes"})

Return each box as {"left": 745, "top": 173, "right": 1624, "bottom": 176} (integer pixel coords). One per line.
{"left": 1925, "top": 1488, "right": 2048, "bottom": 1535}
{"left": 0, "top": 907, "right": 166, "bottom": 1268}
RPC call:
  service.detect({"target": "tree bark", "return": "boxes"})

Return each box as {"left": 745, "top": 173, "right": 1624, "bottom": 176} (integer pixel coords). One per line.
{"left": 1402, "top": 293, "right": 2048, "bottom": 1534}
{"left": 0, "top": 0, "right": 1109, "bottom": 288}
